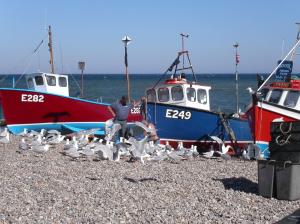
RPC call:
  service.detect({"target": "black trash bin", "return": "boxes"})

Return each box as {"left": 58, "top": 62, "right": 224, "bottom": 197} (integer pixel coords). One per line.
{"left": 257, "top": 160, "right": 276, "bottom": 198}
{"left": 276, "top": 161, "right": 300, "bottom": 201}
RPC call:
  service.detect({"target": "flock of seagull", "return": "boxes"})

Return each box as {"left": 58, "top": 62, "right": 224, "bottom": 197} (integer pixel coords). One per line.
{"left": 0, "top": 121, "right": 260, "bottom": 163}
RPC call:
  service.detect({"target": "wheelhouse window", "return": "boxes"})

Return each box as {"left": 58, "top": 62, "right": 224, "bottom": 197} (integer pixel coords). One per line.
{"left": 46, "top": 75, "right": 56, "bottom": 86}
{"left": 187, "top": 87, "right": 196, "bottom": 102}
{"left": 268, "top": 89, "right": 283, "bottom": 104}
{"left": 197, "top": 89, "right": 207, "bottom": 104}
{"left": 35, "top": 76, "right": 44, "bottom": 86}
{"left": 27, "top": 77, "right": 34, "bottom": 89}
{"left": 146, "top": 89, "right": 156, "bottom": 102}
{"left": 171, "top": 86, "right": 184, "bottom": 101}
{"left": 284, "top": 91, "right": 299, "bottom": 108}
{"left": 260, "top": 88, "right": 269, "bottom": 101}
{"left": 158, "top": 87, "right": 169, "bottom": 102}
{"left": 58, "top": 77, "right": 67, "bottom": 87}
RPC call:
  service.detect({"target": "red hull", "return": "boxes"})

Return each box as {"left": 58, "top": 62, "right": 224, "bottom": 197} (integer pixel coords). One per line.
{"left": 0, "top": 89, "right": 142, "bottom": 126}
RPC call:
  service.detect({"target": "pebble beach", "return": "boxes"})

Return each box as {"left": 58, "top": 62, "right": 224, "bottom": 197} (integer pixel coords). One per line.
{"left": 0, "top": 135, "right": 299, "bottom": 224}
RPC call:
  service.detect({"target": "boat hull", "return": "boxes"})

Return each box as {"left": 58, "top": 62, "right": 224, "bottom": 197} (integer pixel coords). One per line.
{"left": 146, "top": 102, "right": 253, "bottom": 151}
{"left": 0, "top": 88, "right": 142, "bottom": 134}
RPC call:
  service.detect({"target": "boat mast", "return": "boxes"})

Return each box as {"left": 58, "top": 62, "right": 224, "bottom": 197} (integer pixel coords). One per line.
{"left": 177, "top": 33, "right": 197, "bottom": 82}
{"left": 233, "top": 42, "right": 239, "bottom": 114}
{"left": 78, "top": 61, "right": 86, "bottom": 97}
{"left": 180, "top": 33, "right": 188, "bottom": 69}
{"left": 122, "top": 35, "right": 132, "bottom": 102}
{"left": 48, "top": 25, "right": 55, "bottom": 74}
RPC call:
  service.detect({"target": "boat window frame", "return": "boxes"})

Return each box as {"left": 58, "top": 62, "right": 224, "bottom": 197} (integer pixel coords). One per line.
{"left": 158, "top": 87, "right": 170, "bottom": 102}
{"left": 34, "top": 75, "right": 44, "bottom": 86}
{"left": 186, "top": 87, "right": 196, "bottom": 102}
{"left": 58, "top": 77, "right": 67, "bottom": 87}
{"left": 171, "top": 85, "right": 184, "bottom": 101}
{"left": 146, "top": 89, "right": 157, "bottom": 102}
{"left": 27, "top": 77, "right": 34, "bottom": 89}
{"left": 197, "top": 89, "right": 207, "bottom": 104}
{"left": 283, "top": 90, "right": 300, "bottom": 108}
{"left": 45, "top": 75, "right": 57, "bottom": 86}
{"left": 268, "top": 89, "right": 283, "bottom": 104}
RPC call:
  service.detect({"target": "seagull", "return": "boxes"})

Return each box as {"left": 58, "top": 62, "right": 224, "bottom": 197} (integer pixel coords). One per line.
{"left": 144, "top": 141, "right": 156, "bottom": 155}
{"left": 167, "top": 150, "right": 184, "bottom": 162}
{"left": 28, "top": 134, "right": 43, "bottom": 146}
{"left": 0, "top": 127, "right": 8, "bottom": 136}
{"left": 64, "top": 140, "right": 79, "bottom": 155}
{"left": 221, "top": 144, "right": 233, "bottom": 155}
{"left": 244, "top": 143, "right": 261, "bottom": 160}
{"left": 31, "top": 144, "right": 50, "bottom": 153}
{"left": 128, "top": 136, "right": 150, "bottom": 164}
{"left": 246, "top": 87, "right": 255, "bottom": 95}
{"left": 164, "top": 141, "right": 173, "bottom": 151}
{"left": 0, "top": 130, "right": 10, "bottom": 144}
{"left": 213, "top": 144, "right": 232, "bottom": 160}
{"left": 209, "top": 136, "right": 224, "bottom": 145}
{"left": 134, "top": 121, "right": 152, "bottom": 134}
{"left": 81, "top": 146, "right": 95, "bottom": 157}
{"left": 17, "top": 128, "right": 29, "bottom": 137}
{"left": 46, "top": 133, "right": 65, "bottom": 145}
{"left": 47, "top": 129, "right": 61, "bottom": 135}
{"left": 18, "top": 138, "right": 29, "bottom": 152}
{"left": 66, "top": 149, "right": 81, "bottom": 159}
{"left": 202, "top": 145, "right": 215, "bottom": 158}
{"left": 242, "top": 149, "right": 251, "bottom": 160}
{"left": 105, "top": 123, "right": 122, "bottom": 141}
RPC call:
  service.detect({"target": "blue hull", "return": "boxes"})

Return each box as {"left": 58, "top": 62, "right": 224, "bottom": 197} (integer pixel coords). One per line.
{"left": 8, "top": 122, "right": 106, "bottom": 135}
{"left": 146, "top": 102, "right": 253, "bottom": 145}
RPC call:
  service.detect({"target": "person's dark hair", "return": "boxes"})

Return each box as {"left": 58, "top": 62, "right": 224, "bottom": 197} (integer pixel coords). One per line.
{"left": 120, "top": 95, "right": 128, "bottom": 105}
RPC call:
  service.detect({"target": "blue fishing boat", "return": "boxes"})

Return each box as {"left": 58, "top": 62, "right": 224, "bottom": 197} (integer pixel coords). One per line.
{"left": 144, "top": 34, "right": 253, "bottom": 151}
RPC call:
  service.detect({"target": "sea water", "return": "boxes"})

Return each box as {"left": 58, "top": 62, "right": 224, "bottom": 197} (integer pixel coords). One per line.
{"left": 0, "top": 73, "right": 260, "bottom": 118}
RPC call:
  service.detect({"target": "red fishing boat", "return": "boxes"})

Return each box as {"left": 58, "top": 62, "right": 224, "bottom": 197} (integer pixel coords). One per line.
{"left": 0, "top": 26, "right": 142, "bottom": 134}
{"left": 245, "top": 26, "right": 300, "bottom": 157}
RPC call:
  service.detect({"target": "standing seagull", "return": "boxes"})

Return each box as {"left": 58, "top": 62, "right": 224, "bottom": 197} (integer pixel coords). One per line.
{"left": 0, "top": 128, "right": 10, "bottom": 144}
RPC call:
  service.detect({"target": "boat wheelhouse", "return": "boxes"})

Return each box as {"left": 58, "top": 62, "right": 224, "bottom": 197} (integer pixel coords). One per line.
{"left": 26, "top": 72, "right": 69, "bottom": 96}
{"left": 146, "top": 77, "right": 211, "bottom": 111}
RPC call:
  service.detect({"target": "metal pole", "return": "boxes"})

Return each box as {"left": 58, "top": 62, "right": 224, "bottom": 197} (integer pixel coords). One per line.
{"left": 125, "top": 45, "right": 131, "bottom": 102}
{"left": 233, "top": 43, "right": 239, "bottom": 114}
{"left": 81, "top": 69, "right": 83, "bottom": 97}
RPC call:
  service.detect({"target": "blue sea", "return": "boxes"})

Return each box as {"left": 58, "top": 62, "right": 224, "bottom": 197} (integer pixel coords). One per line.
{"left": 0, "top": 73, "right": 260, "bottom": 116}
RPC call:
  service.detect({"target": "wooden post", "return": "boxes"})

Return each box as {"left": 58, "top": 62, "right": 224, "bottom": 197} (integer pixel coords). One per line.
{"left": 48, "top": 26, "right": 55, "bottom": 74}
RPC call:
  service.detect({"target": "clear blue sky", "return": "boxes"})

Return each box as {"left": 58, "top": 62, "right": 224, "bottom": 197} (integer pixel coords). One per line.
{"left": 0, "top": 0, "right": 300, "bottom": 74}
